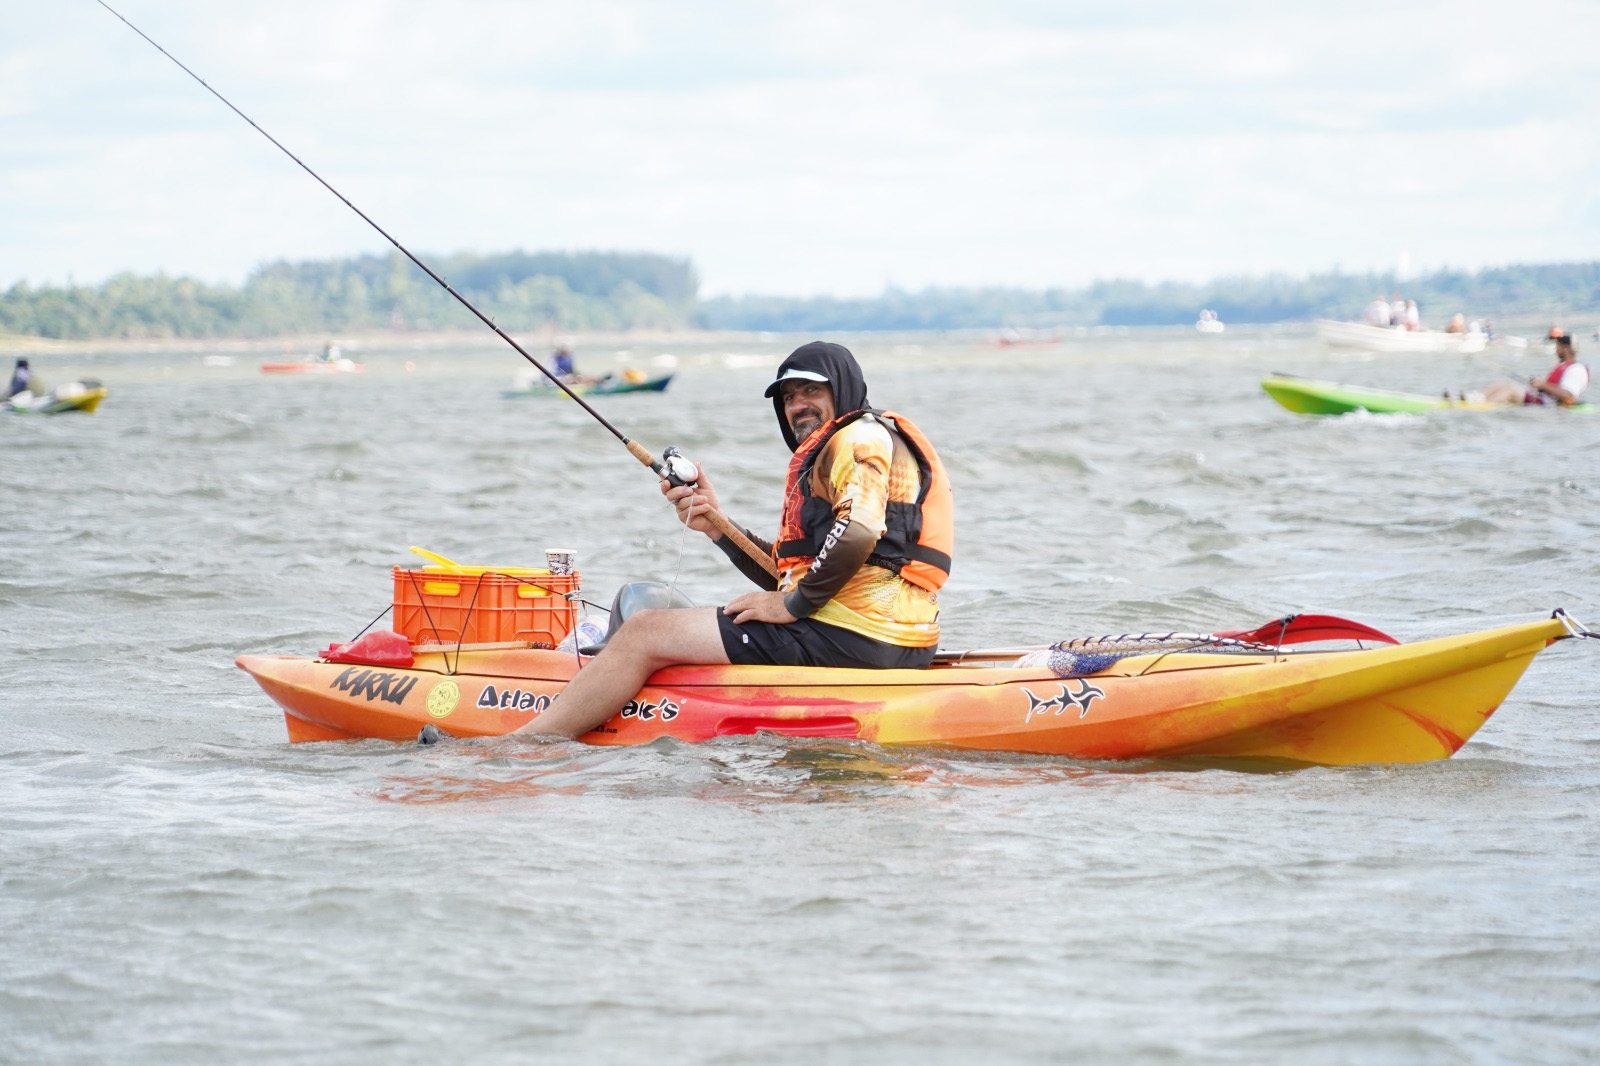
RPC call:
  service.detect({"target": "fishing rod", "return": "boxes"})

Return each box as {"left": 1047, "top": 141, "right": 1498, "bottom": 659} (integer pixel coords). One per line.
{"left": 97, "top": 0, "right": 778, "bottom": 579}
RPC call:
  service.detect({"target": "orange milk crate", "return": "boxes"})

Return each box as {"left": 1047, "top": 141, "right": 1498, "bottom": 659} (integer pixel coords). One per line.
{"left": 391, "top": 565, "right": 580, "bottom": 648}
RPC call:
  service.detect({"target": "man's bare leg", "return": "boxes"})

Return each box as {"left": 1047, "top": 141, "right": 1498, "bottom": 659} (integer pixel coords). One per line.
{"left": 515, "top": 606, "right": 731, "bottom": 738}
{"left": 1480, "top": 382, "right": 1525, "bottom": 404}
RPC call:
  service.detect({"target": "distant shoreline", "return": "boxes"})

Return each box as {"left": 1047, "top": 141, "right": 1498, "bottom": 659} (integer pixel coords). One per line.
{"left": 9, "top": 252, "right": 1597, "bottom": 344}
{"left": 0, "top": 326, "right": 764, "bottom": 358}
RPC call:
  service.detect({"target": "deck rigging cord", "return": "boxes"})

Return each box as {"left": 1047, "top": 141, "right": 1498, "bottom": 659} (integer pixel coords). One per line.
{"left": 1553, "top": 607, "right": 1596, "bottom": 641}
{"left": 96, "top": 0, "right": 778, "bottom": 580}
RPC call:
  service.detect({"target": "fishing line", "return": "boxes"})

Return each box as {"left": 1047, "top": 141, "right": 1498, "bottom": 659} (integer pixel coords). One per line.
{"left": 96, "top": 0, "right": 780, "bottom": 577}
{"left": 664, "top": 434, "right": 699, "bottom": 598}
{"left": 668, "top": 499, "right": 695, "bottom": 598}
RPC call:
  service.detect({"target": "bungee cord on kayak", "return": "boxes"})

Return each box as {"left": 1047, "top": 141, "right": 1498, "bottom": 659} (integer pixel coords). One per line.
{"left": 329, "top": 566, "right": 615, "bottom": 676}
{"left": 94, "top": 0, "right": 778, "bottom": 580}
{"left": 1018, "top": 632, "right": 1291, "bottom": 677}
{"left": 1552, "top": 607, "right": 1596, "bottom": 641}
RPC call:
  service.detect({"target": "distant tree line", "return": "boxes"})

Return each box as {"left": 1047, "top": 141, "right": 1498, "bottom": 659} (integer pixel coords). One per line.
{"left": 0, "top": 250, "right": 700, "bottom": 340}
{"left": 3, "top": 253, "right": 1596, "bottom": 340}
{"left": 700, "top": 262, "right": 1600, "bottom": 331}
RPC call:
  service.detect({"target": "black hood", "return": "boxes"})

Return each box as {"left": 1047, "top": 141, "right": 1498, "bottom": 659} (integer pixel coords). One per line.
{"left": 765, "top": 341, "right": 869, "bottom": 451}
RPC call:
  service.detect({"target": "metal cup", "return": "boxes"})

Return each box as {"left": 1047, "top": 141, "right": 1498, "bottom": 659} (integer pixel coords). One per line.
{"left": 544, "top": 548, "right": 576, "bottom": 576}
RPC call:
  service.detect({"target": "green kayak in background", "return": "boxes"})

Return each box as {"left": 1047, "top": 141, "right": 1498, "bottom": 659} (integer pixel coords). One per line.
{"left": 502, "top": 372, "right": 673, "bottom": 399}
{"left": 1261, "top": 376, "right": 1596, "bottom": 416}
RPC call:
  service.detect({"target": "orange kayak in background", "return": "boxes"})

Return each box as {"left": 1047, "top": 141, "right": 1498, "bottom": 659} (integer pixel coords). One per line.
{"left": 260, "top": 359, "right": 366, "bottom": 374}
{"left": 236, "top": 614, "right": 1581, "bottom": 766}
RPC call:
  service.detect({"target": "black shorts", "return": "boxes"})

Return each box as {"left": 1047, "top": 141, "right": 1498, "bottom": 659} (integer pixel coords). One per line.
{"left": 716, "top": 611, "right": 935, "bottom": 669}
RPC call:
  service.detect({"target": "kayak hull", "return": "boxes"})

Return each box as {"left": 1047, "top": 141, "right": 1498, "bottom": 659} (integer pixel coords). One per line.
{"left": 1315, "top": 319, "right": 1487, "bottom": 354}
{"left": 4, "top": 383, "right": 108, "bottom": 414}
{"left": 1262, "top": 376, "right": 1596, "bottom": 416}
{"left": 236, "top": 617, "right": 1568, "bottom": 766}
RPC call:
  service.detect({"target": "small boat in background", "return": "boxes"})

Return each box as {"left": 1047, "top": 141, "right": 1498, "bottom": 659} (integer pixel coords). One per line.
{"left": 1261, "top": 375, "right": 1596, "bottom": 416}
{"left": 990, "top": 330, "right": 1062, "bottom": 348}
{"left": 3, "top": 380, "right": 109, "bottom": 415}
{"left": 502, "top": 371, "right": 673, "bottom": 398}
{"left": 1196, "top": 310, "right": 1225, "bottom": 333}
{"left": 1316, "top": 319, "right": 1486, "bottom": 354}
{"left": 260, "top": 358, "right": 366, "bottom": 374}
{"left": 262, "top": 341, "right": 363, "bottom": 374}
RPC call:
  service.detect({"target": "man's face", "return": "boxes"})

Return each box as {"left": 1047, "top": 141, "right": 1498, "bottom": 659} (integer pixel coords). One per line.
{"left": 781, "top": 379, "right": 835, "bottom": 440}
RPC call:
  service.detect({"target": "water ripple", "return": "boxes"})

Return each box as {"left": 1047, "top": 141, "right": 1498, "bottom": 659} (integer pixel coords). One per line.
{"left": 3, "top": 334, "right": 1597, "bottom": 1063}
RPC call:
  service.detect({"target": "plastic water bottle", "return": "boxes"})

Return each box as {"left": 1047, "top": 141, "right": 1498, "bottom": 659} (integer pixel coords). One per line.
{"left": 555, "top": 619, "right": 608, "bottom": 655}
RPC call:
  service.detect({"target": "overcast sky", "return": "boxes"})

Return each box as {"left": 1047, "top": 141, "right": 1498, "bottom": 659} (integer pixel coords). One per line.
{"left": 5, "top": 1, "right": 1598, "bottom": 297}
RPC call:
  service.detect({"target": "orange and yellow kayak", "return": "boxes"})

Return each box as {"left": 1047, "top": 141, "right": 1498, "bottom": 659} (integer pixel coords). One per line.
{"left": 237, "top": 615, "right": 1578, "bottom": 766}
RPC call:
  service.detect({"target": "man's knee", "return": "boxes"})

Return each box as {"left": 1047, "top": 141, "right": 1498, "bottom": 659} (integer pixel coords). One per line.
{"left": 609, "top": 608, "right": 686, "bottom": 652}
{"left": 601, "top": 606, "right": 727, "bottom": 668}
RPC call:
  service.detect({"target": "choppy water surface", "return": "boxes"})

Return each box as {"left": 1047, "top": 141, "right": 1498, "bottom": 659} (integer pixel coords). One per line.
{"left": 3, "top": 328, "right": 1598, "bottom": 1063}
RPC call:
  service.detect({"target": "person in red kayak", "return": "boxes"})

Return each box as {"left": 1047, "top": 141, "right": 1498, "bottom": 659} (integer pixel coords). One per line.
{"left": 1481, "top": 332, "right": 1590, "bottom": 406}
{"left": 517, "top": 340, "right": 954, "bottom": 739}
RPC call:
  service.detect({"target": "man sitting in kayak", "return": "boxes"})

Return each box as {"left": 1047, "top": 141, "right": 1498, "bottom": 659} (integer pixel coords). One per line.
{"left": 518, "top": 340, "right": 954, "bottom": 739}
{"left": 1480, "top": 332, "right": 1589, "bottom": 406}
{"left": 4, "top": 358, "right": 36, "bottom": 400}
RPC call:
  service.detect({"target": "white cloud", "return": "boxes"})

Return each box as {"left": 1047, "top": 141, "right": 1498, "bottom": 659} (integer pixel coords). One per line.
{"left": 4, "top": 0, "right": 1598, "bottom": 296}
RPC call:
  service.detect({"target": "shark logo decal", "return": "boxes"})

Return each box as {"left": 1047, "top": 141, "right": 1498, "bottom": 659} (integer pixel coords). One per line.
{"left": 1021, "top": 680, "right": 1106, "bottom": 724}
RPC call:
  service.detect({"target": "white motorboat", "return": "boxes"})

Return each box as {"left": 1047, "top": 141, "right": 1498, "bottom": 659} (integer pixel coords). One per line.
{"left": 1316, "top": 319, "right": 1486, "bottom": 354}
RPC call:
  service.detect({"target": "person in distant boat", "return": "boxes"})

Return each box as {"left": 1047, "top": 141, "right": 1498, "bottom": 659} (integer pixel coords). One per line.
{"left": 553, "top": 348, "right": 576, "bottom": 377}
{"left": 1480, "top": 333, "right": 1589, "bottom": 406}
{"left": 1390, "top": 292, "right": 1406, "bottom": 327}
{"left": 1444, "top": 313, "right": 1467, "bottom": 334}
{"left": 515, "top": 341, "right": 954, "bottom": 739}
{"left": 4, "top": 358, "right": 37, "bottom": 400}
{"left": 1363, "top": 296, "right": 1393, "bottom": 327}
{"left": 1402, "top": 300, "right": 1420, "bottom": 331}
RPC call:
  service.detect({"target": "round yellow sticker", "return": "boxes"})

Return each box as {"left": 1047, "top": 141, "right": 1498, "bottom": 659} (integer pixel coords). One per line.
{"left": 425, "top": 680, "right": 460, "bottom": 719}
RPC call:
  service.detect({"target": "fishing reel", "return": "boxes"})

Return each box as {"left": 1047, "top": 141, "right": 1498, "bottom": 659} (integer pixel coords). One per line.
{"left": 659, "top": 446, "right": 700, "bottom": 488}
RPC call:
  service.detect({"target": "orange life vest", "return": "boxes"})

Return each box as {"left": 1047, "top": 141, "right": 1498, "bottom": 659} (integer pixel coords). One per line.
{"left": 774, "top": 409, "right": 953, "bottom": 591}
